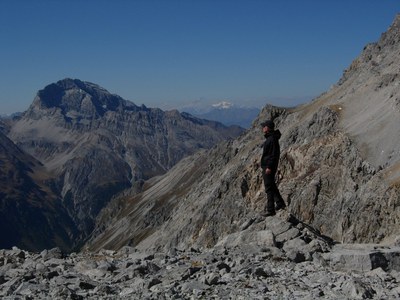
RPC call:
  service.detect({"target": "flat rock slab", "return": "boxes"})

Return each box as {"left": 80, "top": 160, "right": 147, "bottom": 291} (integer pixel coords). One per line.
{"left": 324, "top": 244, "right": 400, "bottom": 272}
{"left": 215, "top": 229, "right": 275, "bottom": 249}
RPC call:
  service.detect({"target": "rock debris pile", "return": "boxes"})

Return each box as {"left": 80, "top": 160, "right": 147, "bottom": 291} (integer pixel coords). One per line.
{"left": 1, "top": 214, "right": 400, "bottom": 299}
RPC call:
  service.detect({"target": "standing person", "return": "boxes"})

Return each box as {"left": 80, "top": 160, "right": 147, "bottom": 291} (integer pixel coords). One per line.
{"left": 260, "top": 120, "right": 286, "bottom": 216}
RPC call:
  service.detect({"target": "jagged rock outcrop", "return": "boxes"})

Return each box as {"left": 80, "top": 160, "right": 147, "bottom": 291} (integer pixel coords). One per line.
{"left": 86, "top": 15, "right": 400, "bottom": 253}
{"left": 7, "top": 78, "right": 243, "bottom": 248}
{"left": 0, "top": 132, "right": 78, "bottom": 252}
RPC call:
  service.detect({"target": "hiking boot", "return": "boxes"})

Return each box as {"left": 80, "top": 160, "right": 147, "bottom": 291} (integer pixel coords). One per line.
{"left": 275, "top": 202, "right": 286, "bottom": 211}
{"left": 264, "top": 210, "right": 276, "bottom": 217}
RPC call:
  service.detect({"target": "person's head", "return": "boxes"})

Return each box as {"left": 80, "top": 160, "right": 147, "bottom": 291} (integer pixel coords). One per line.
{"left": 261, "top": 120, "right": 275, "bottom": 134}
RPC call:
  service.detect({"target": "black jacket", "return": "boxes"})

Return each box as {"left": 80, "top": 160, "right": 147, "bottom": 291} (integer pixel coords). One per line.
{"left": 260, "top": 130, "right": 281, "bottom": 171}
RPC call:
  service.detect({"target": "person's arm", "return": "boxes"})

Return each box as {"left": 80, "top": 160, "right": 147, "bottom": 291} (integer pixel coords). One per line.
{"left": 265, "top": 137, "right": 279, "bottom": 174}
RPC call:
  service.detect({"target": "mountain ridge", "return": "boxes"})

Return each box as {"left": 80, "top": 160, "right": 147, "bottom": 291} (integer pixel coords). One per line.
{"left": 181, "top": 102, "right": 260, "bottom": 128}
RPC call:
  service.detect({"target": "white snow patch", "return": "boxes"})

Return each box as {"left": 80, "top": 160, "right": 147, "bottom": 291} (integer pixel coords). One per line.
{"left": 212, "top": 101, "right": 233, "bottom": 109}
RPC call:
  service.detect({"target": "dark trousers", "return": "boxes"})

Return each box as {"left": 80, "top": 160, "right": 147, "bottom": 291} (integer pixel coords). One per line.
{"left": 262, "top": 170, "right": 284, "bottom": 212}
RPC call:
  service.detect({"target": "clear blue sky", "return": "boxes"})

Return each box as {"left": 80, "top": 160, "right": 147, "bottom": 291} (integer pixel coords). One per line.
{"left": 0, "top": 0, "right": 399, "bottom": 114}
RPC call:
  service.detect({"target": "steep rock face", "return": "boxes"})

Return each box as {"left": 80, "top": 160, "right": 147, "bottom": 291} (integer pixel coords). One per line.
{"left": 0, "top": 132, "right": 78, "bottom": 251}
{"left": 274, "top": 107, "right": 399, "bottom": 244}
{"left": 326, "top": 14, "right": 400, "bottom": 174}
{"left": 86, "top": 15, "right": 400, "bottom": 252}
{"left": 8, "top": 79, "right": 243, "bottom": 245}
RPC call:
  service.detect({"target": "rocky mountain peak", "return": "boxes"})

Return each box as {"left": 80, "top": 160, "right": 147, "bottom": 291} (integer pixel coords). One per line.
{"left": 30, "top": 78, "right": 138, "bottom": 119}
{"left": 389, "top": 13, "right": 400, "bottom": 31}
{"left": 340, "top": 14, "right": 400, "bottom": 85}
{"left": 7, "top": 78, "right": 244, "bottom": 249}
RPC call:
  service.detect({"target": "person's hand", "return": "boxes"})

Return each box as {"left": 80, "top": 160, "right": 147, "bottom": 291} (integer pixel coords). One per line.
{"left": 265, "top": 168, "right": 272, "bottom": 175}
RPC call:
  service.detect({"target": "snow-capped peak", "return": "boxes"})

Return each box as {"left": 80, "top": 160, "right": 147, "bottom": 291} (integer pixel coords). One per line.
{"left": 212, "top": 101, "right": 233, "bottom": 109}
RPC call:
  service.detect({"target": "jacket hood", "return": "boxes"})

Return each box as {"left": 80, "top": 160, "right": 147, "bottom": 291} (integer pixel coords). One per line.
{"left": 265, "top": 129, "right": 281, "bottom": 140}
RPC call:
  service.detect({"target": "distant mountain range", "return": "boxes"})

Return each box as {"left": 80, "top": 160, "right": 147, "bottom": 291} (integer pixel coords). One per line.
{"left": 181, "top": 101, "right": 260, "bottom": 128}
{"left": 0, "top": 112, "right": 22, "bottom": 119}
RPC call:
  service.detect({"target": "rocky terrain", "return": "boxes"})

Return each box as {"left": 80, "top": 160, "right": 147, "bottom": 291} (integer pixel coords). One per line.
{"left": 2, "top": 79, "right": 243, "bottom": 250}
{"left": 2, "top": 211, "right": 400, "bottom": 299}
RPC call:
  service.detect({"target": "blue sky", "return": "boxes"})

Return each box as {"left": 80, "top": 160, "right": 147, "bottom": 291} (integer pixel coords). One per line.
{"left": 0, "top": 1, "right": 399, "bottom": 114}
